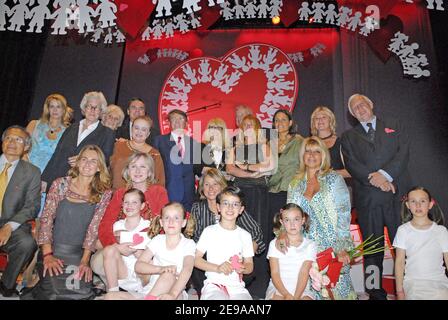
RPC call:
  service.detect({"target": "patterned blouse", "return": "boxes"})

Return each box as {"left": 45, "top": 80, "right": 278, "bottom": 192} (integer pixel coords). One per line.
{"left": 288, "top": 171, "right": 356, "bottom": 300}
{"left": 38, "top": 176, "right": 113, "bottom": 252}
{"left": 191, "top": 199, "right": 266, "bottom": 254}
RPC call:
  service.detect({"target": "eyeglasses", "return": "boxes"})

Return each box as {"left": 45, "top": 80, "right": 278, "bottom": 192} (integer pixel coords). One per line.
{"left": 3, "top": 136, "right": 25, "bottom": 144}
{"left": 220, "top": 201, "right": 242, "bottom": 209}
{"left": 208, "top": 126, "right": 224, "bottom": 130}
{"left": 304, "top": 149, "right": 321, "bottom": 155}
{"left": 86, "top": 104, "right": 100, "bottom": 112}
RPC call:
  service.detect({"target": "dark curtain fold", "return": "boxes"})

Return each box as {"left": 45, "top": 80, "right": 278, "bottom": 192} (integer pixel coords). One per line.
{"left": 0, "top": 30, "right": 48, "bottom": 133}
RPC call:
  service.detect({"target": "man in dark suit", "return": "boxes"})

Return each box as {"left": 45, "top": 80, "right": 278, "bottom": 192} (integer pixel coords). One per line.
{"left": 0, "top": 126, "right": 41, "bottom": 297}
{"left": 153, "top": 110, "right": 200, "bottom": 211}
{"left": 115, "top": 98, "right": 160, "bottom": 145}
{"left": 341, "top": 94, "right": 411, "bottom": 300}
{"left": 42, "top": 91, "right": 115, "bottom": 190}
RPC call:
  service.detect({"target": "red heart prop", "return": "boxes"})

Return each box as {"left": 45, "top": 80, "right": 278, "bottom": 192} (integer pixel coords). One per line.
{"left": 132, "top": 233, "right": 144, "bottom": 245}
{"left": 366, "top": 15, "right": 403, "bottom": 63}
{"left": 158, "top": 44, "right": 298, "bottom": 135}
{"left": 115, "top": 0, "right": 155, "bottom": 39}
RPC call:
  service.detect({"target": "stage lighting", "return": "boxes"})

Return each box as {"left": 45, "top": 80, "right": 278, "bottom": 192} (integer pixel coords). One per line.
{"left": 272, "top": 16, "right": 281, "bottom": 25}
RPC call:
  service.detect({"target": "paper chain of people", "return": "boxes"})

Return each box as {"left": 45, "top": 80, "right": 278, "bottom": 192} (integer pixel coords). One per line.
{"left": 0, "top": 92, "right": 447, "bottom": 300}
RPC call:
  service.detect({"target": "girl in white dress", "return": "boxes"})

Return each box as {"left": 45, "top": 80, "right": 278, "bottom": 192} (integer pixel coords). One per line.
{"left": 105, "top": 202, "right": 196, "bottom": 300}
{"left": 266, "top": 203, "right": 317, "bottom": 300}
{"left": 394, "top": 186, "right": 448, "bottom": 300}
{"left": 103, "top": 189, "right": 150, "bottom": 292}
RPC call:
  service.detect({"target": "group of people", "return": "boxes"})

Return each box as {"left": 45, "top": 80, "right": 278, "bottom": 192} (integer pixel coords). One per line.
{"left": 0, "top": 91, "right": 447, "bottom": 300}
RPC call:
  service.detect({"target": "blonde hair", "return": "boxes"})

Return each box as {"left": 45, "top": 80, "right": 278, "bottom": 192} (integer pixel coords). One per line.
{"left": 296, "top": 136, "right": 331, "bottom": 180}
{"left": 347, "top": 94, "right": 374, "bottom": 114}
{"left": 197, "top": 168, "right": 228, "bottom": 199}
{"left": 122, "top": 152, "right": 156, "bottom": 187}
{"left": 310, "top": 106, "right": 337, "bottom": 136}
{"left": 40, "top": 93, "right": 70, "bottom": 127}
{"left": 103, "top": 104, "right": 125, "bottom": 127}
{"left": 80, "top": 91, "right": 108, "bottom": 114}
{"left": 148, "top": 202, "right": 196, "bottom": 239}
{"left": 236, "top": 115, "right": 265, "bottom": 145}
{"left": 202, "top": 118, "right": 231, "bottom": 150}
{"left": 68, "top": 145, "right": 111, "bottom": 204}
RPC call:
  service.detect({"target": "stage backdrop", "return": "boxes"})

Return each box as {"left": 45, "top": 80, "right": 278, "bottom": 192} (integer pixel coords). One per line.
{"left": 30, "top": 3, "right": 448, "bottom": 216}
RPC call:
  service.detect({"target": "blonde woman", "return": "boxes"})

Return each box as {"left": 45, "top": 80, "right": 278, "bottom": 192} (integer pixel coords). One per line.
{"left": 26, "top": 93, "right": 70, "bottom": 173}
{"left": 22, "top": 145, "right": 113, "bottom": 300}
{"left": 284, "top": 137, "right": 356, "bottom": 300}
{"left": 310, "top": 106, "right": 350, "bottom": 178}
{"left": 194, "top": 118, "right": 232, "bottom": 179}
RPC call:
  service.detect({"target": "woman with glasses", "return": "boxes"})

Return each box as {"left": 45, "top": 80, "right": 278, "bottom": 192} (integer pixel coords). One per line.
{"left": 191, "top": 168, "right": 265, "bottom": 296}
{"left": 194, "top": 118, "right": 232, "bottom": 181}
{"left": 110, "top": 115, "right": 165, "bottom": 189}
{"left": 41, "top": 91, "right": 115, "bottom": 191}
{"left": 283, "top": 136, "right": 356, "bottom": 300}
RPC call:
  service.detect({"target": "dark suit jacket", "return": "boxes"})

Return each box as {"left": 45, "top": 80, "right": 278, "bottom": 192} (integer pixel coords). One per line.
{"left": 153, "top": 133, "right": 200, "bottom": 211}
{"left": 341, "top": 117, "right": 411, "bottom": 208}
{"left": 41, "top": 121, "right": 115, "bottom": 190}
{"left": 115, "top": 118, "right": 160, "bottom": 146}
{"left": 0, "top": 160, "right": 41, "bottom": 227}
{"left": 193, "top": 143, "right": 229, "bottom": 177}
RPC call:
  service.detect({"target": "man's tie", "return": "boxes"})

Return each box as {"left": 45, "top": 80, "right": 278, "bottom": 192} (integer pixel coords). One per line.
{"left": 0, "top": 163, "right": 12, "bottom": 214}
{"left": 177, "top": 136, "right": 184, "bottom": 158}
{"left": 366, "top": 122, "right": 375, "bottom": 142}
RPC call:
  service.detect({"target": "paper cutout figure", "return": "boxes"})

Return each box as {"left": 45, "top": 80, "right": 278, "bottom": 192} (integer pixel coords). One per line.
{"left": 221, "top": 1, "right": 233, "bottom": 20}
{"left": 174, "top": 13, "right": 189, "bottom": 33}
{"left": 51, "top": 0, "right": 74, "bottom": 35}
{"left": 220, "top": 70, "right": 242, "bottom": 93}
{"left": 182, "top": 63, "right": 198, "bottom": 85}
{"left": 311, "top": 2, "right": 326, "bottom": 23}
{"left": 198, "top": 59, "right": 212, "bottom": 83}
{"left": 90, "top": 22, "right": 104, "bottom": 42}
{"left": 359, "top": 17, "right": 374, "bottom": 37}
{"left": 346, "top": 11, "right": 363, "bottom": 31}
{"left": 248, "top": 45, "right": 261, "bottom": 69}
{"left": 298, "top": 1, "right": 312, "bottom": 21}
{"left": 270, "top": 0, "right": 282, "bottom": 19}
{"left": 257, "top": 0, "right": 269, "bottom": 18}
{"left": 336, "top": 6, "right": 352, "bottom": 27}
{"left": 426, "top": 0, "right": 444, "bottom": 10}
{"left": 324, "top": 3, "right": 337, "bottom": 24}
{"left": 208, "top": 0, "right": 224, "bottom": 6}
{"left": 27, "top": 0, "right": 51, "bottom": 33}
{"left": 0, "top": 0, "right": 10, "bottom": 31}
{"left": 190, "top": 13, "right": 201, "bottom": 28}
{"left": 183, "top": 0, "right": 201, "bottom": 14}
{"left": 114, "top": 27, "right": 125, "bottom": 42}
{"left": 244, "top": 0, "right": 257, "bottom": 18}
{"left": 76, "top": 0, "right": 96, "bottom": 33}
{"left": 96, "top": 0, "right": 117, "bottom": 28}
{"left": 228, "top": 52, "right": 249, "bottom": 72}
{"left": 233, "top": 0, "right": 245, "bottom": 19}
{"left": 153, "top": 0, "right": 174, "bottom": 17}
{"left": 8, "top": 0, "right": 30, "bottom": 32}
{"left": 164, "top": 19, "right": 175, "bottom": 37}
{"left": 103, "top": 27, "right": 113, "bottom": 43}
{"left": 152, "top": 19, "right": 164, "bottom": 39}
{"left": 388, "top": 31, "right": 409, "bottom": 53}
{"left": 141, "top": 25, "right": 151, "bottom": 40}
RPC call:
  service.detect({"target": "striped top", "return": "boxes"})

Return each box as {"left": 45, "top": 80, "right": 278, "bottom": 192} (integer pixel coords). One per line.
{"left": 191, "top": 200, "right": 266, "bottom": 255}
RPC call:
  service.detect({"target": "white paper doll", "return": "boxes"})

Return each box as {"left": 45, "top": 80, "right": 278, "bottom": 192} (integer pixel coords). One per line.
{"left": 8, "top": 0, "right": 30, "bottom": 32}
{"left": 26, "top": 0, "right": 51, "bottom": 33}
{"left": 257, "top": 0, "right": 269, "bottom": 18}
{"left": 183, "top": 0, "right": 201, "bottom": 14}
{"left": 153, "top": 0, "right": 174, "bottom": 17}
{"left": 346, "top": 11, "right": 363, "bottom": 31}
{"left": 244, "top": 0, "right": 257, "bottom": 18}
{"left": 50, "top": 0, "right": 73, "bottom": 35}
{"left": 164, "top": 19, "right": 175, "bottom": 38}
{"left": 76, "top": 0, "right": 96, "bottom": 33}
{"left": 311, "top": 2, "right": 326, "bottom": 23}
{"left": 336, "top": 6, "right": 352, "bottom": 27}
{"left": 103, "top": 27, "right": 113, "bottom": 43}
{"left": 324, "top": 3, "right": 337, "bottom": 24}
{"left": 233, "top": 0, "right": 245, "bottom": 19}
{"left": 298, "top": 1, "right": 312, "bottom": 21}
{"left": 220, "top": 1, "right": 233, "bottom": 20}
{"left": 96, "top": 0, "right": 117, "bottom": 28}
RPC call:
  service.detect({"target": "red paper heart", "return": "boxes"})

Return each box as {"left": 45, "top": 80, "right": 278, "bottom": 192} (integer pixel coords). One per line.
{"left": 132, "top": 233, "right": 144, "bottom": 245}
{"left": 114, "top": 0, "right": 155, "bottom": 39}
{"left": 158, "top": 44, "right": 298, "bottom": 135}
{"left": 366, "top": 15, "right": 403, "bottom": 63}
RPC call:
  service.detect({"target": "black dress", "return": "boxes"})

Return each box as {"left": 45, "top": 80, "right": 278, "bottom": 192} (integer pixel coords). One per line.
{"left": 329, "top": 137, "right": 345, "bottom": 170}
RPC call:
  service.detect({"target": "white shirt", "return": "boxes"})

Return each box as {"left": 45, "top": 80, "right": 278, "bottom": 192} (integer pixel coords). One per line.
{"left": 393, "top": 222, "right": 448, "bottom": 282}
{"left": 267, "top": 237, "right": 316, "bottom": 290}
{"left": 170, "top": 131, "right": 185, "bottom": 152}
{"left": 196, "top": 223, "right": 254, "bottom": 287}
{"left": 77, "top": 119, "right": 99, "bottom": 146}
{"left": 113, "top": 217, "right": 150, "bottom": 233}
{"left": 0, "top": 155, "right": 21, "bottom": 230}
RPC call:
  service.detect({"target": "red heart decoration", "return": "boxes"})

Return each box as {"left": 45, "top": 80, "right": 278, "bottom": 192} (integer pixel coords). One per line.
{"left": 158, "top": 44, "right": 298, "bottom": 135}
{"left": 366, "top": 15, "right": 403, "bottom": 63}
{"left": 132, "top": 233, "right": 144, "bottom": 245}
{"left": 114, "top": 0, "right": 155, "bottom": 39}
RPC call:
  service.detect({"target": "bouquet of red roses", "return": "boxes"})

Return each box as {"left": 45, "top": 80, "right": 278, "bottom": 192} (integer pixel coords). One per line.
{"left": 309, "top": 235, "right": 385, "bottom": 299}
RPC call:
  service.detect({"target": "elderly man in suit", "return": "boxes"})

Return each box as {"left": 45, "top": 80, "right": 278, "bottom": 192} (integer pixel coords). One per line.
{"left": 0, "top": 126, "right": 41, "bottom": 297}
{"left": 341, "top": 93, "right": 411, "bottom": 300}
{"left": 153, "top": 109, "right": 200, "bottom": 211}
{"left": 115, "top": 98, "right": 160, "bottom": 145}
{"left": 41, "top": 91, "right": 115, "bottom": 190}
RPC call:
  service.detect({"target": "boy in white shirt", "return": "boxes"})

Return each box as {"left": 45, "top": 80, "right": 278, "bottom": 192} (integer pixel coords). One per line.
{"left": 195, "top": 186, "right": 254, "bottom": 300}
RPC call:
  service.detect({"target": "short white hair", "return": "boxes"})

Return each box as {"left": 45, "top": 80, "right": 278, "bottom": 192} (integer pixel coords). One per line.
{"left": 347, "top": 94, "right": 374, "bottom": 114}
{"left": 80, "top": 91, "right": 108, "bottom": 114}
{"left": 103, "top": 104, "right": 125, "bottom": 127}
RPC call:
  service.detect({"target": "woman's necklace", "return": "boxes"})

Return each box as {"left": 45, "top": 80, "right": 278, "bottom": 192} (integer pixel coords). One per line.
{"left": 46, "top": 123, "right": 62, "bottom": 139}
{"left": 320, "top": 133, "right": 334, "bottom": 140}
